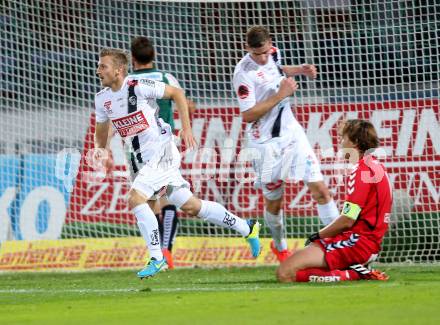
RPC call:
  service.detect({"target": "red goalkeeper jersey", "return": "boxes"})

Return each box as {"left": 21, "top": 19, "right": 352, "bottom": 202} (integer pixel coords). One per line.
{"left": 341, "top": 155, "right": 393, "bottom": 246}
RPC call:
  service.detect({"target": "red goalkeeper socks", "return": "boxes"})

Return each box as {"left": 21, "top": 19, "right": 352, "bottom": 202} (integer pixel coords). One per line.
{"left": 295, "top": 268, "right": 361, "bottom": 282}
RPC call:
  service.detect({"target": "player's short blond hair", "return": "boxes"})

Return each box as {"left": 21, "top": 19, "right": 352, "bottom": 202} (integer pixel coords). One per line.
{"left": 99, "top": 48, "right": 129, "bottom": 74}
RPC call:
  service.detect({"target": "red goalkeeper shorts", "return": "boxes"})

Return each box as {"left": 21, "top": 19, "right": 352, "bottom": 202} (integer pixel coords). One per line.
{"left": 315, "top": 232, "right": 381, "bottom": 270}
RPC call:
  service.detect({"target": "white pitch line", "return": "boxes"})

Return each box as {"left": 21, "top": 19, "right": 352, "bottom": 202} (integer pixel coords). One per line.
{"left": 0, "top": 283, "right": 398, "bottom": 294}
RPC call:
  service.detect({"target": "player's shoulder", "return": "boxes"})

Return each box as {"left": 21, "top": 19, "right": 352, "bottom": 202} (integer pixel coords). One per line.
{"left": 235, "top": 54, "right": 258, "bottom": 75}
{"left": 96, "top": 87, "right": 110, "bottom": 96}
{"left": 351, "top": 155, "right": 386, "bottom": 184}
{"left": 359, "top": 155, "right": 384, "bottom": 170}
{"left": 129, "top": 70, "right": 164, "bottom": 81}
{"left": 163, "top": 71, "right": 178, "bottom": 81}
{"left": 137, "top": 78, "right": 157, "bottom": 87}
{"left": 270, "top": 46, "right": 281, "bottom": 64}
{"left": 127, "top": 76, "right": 160, "bottom": 89}
{"left": 351, "top": 157, "right": 372, "bottom": 175}
{"left": 130, "top": 76, "right": 165, "bottom": 96}
{"left": 95, "top": 87, "right": 111, "bottom": 101}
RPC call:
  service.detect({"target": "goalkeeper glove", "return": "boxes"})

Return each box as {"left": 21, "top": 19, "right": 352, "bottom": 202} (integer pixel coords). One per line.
{"left": 305, "top": 232, "right": 321, "bottom": 246}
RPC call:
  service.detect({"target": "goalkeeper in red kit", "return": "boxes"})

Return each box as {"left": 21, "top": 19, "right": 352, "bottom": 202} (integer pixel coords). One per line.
{"left": 277, "top": 119, "right": 392, "bottom": 283}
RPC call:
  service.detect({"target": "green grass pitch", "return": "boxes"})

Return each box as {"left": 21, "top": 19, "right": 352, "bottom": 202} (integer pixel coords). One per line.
{"left": 1, "top": 265, "right": 439, "bottom": 325}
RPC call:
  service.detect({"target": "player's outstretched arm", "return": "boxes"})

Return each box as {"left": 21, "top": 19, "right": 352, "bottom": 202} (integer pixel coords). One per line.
{"left": 163, "top": 85, "right": 197, "bottom": 149}
{"left": 241, "top": 78, "right": 298, "bottom": 123}
{"left": 282, "top": 64, "right": 317, "bottom": 79}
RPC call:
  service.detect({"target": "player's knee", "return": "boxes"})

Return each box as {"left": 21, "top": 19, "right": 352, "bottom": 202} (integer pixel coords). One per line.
{"left": 180, "top": 204, "right": 198, "bottom": 216}
{"left": 180, "top": 197, "right": 201, "bottom": 216}
{"left": 276, "top": 264, "right": 296, "bottom": 283}
{"left": 265, "top": 198, "right": 282, "bottom": 214}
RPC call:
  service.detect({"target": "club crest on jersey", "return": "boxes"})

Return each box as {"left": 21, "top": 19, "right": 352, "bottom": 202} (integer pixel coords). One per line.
{"left": 129, "top": 96, "right": 137, "bottom": 106}
{"left": 103, "top": 100, "right": 112, "bottom": 113}
{"left": 238, "top": 84, "right": 249, "bottom": 99}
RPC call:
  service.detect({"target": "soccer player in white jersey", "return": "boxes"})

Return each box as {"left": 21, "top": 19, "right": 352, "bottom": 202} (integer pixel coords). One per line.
{"left": 95, "top": 48, "right": 260, "bottom": 278}
{"left": 233, "top": 26, "right": 339, "bottom": 263}
{"left": 127, "top": 36, "right": 196, "bottom": 270}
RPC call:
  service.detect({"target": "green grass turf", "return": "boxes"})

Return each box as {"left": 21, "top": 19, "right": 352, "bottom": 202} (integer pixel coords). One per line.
{"left": 0, "top": 265, "right": 439, "bottom": 325}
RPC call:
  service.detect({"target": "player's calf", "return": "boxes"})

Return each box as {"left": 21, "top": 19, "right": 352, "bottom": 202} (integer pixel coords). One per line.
{"left": 168, "top": 188, "right": 261, "bottom": 257}
{"left": 161, "top": 204, "right": 178, "bottom": 269}
{"left": 162, "top": 204, "right": 178, "bottom": 250}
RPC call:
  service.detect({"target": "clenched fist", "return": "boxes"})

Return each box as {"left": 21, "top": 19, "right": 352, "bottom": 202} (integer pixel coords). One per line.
{"left": 278, "top": 77, "right": 299, "bottom": 99}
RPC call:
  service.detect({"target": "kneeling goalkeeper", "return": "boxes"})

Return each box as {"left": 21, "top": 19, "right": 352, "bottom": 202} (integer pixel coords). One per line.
{"left": 277, "top": 120, "right": 392, "bottom": 282}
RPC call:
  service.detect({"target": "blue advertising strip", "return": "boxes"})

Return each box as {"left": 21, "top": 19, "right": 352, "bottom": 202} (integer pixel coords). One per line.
{"left": 0, "top": 154, "right": 74, "bottom": 240}
{"left": 0, "top": 155, "right": 19, "bottom": 240}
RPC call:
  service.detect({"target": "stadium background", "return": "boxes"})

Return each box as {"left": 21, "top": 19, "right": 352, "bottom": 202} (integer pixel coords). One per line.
{"left": 0, "top": 0, "right": 439, "bottom": 271}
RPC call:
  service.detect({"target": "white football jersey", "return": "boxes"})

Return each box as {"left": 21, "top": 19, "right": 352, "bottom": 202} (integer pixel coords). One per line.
{"left": 128, "top": 69, "right": 182, "bottom": 114}
{"left": 95, "top": 77, "right": 172, "bottom": 164}
{"left": 233, "top": 47, "right": 302, "bottom": 145}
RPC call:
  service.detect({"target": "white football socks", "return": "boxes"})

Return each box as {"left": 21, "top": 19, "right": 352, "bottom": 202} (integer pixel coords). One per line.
{"left": 198, "top": 200, "right": 250, "bottom": 237}
{"left": 264, "top": 209, "right": 287, "bottom": 251}
{"left": 317, "top": 199, "right": 339, "bottom": 226}
{"left": 132, "top": 203, "right": 163, "bottom": 260}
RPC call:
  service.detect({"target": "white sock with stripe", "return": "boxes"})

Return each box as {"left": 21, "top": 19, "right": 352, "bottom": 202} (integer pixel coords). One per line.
{"left": 132, "top": 203, "right": 163, "bottom": 260}
{"left": 198, "top": 200, "right": 250, "bottom": 237}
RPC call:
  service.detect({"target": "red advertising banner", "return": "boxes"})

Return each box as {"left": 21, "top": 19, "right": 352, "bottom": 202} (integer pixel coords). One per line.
{"left": 66, "top": 99, "right": 439, "bottom": 224}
